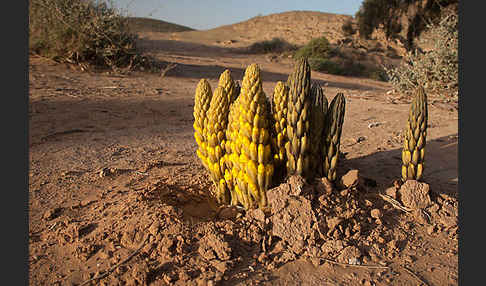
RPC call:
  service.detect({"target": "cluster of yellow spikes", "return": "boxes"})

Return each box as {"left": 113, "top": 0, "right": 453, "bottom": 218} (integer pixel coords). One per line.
{"left": 194, "top": 61, "right": 428, "bottom": 210}
{"left": 194, "top": 64, "right": 274, "bottom": 209}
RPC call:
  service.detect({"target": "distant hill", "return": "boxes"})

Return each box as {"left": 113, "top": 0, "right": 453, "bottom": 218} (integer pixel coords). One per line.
{"left": 159, "top": 11, "right": 354, "bottom": 48}
{"left": 127, "top": 17, "right": 195, "bottom": 33}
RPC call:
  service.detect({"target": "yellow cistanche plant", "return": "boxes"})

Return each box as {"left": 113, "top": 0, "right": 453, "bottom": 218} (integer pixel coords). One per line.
{"left": 193, "top": 79, "right": 212, "bottom": 170}
{"left": 402, "top": 86, "right": 428, "bottom": 181}
{"left": 193, "top": 60, "right": 348, "bottom": 209}
{"left": 322, "top": 93, "right": 346, "bottom": 182}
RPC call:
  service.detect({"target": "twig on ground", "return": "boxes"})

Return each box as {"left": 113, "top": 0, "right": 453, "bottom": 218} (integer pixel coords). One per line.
{"left": 320, "top": 258, "right": 390, "bottom": 270}
{"left": 79, "top": 234, "right": 152, "bottom": 286}
{"left": 160, "top": 62, "right": 177, "bottom": 78}
{"left": 378, "top": 193, "right": 413, "bottom": 212}
{"left": 402, "top": 265, "right": 431, "bottom": 286}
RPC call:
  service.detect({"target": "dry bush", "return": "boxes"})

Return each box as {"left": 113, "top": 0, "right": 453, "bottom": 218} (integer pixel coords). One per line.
{"left": 384, "top": 11, "right": 458, "bottom": 99}
{"left": 29, "top": 0, "right": 159, "bottom": 71}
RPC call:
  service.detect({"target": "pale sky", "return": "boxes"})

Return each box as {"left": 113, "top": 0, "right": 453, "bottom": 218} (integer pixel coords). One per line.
{"left": 111, "top": 0, "right": 364, "bottom": 30}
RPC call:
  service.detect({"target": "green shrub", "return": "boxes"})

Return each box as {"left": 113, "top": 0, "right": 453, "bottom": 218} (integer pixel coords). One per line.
{"left": 308, "top": 58, "right": 344, "bottom": 75}
{"left": 247, "top": 38, "right": 297, "bottom": 54}
{"left": 295, "top": 35, "right": 387, "bottom": 80}
{"left": 366, "top": 68, "right": 389, "bottom": 82}
{"left": 308, "top": 58, "right": 375, "bottom": 78}
{"left": 29, "top": 0, "right": 157, "bottom": 71}
{"left": 294, "top": 36, "right": 332, "bottom": 59}
{"left": 384, "top": 11, "right": 458, "bottom": 98}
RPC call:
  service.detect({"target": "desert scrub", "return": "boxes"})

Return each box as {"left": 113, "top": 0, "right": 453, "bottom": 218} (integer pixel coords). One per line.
{"left": 294, "top": 36, "right": 334, "bottom": 60}
{"left": 384, "top": 11, "right": 458, "bottom": 99}
{"left": 29, "top": 0, "right": 157, "bottom": 71}
{"left": 295, "top": 37, "right": 386, "bottom": 80}
{"left": 294, "top": 38, "right": 345, "bottom": 77}
{"left": 247, "top": 38, "right": 297, "bottom": 54}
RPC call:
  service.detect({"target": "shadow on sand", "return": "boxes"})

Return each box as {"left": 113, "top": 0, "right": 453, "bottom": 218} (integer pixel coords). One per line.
{"left": 339, "top": 134, "right": 458, "bottom": 197}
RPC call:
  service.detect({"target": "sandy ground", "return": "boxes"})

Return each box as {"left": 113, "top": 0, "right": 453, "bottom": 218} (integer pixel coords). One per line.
{"left": 28, "top": 17, "right": 458, "bottom": 286}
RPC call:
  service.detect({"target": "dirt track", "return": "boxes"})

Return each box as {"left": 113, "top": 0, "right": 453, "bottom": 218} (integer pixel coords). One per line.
{"left": 29, "top": 30, "right": 458, "bottom": 286}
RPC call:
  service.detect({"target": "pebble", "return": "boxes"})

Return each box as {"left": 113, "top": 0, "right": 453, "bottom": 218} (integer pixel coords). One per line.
{"left": 356, "top": 136, "right": 366, "bottom": 143}
{"left": 370, "top": 209, "right": 383, "bottom": 219}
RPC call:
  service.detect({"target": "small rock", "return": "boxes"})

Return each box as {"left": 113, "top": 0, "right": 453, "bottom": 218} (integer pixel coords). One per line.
{"left": 287, "top": 175, "right": 307, "bottom": 196}
{"left": 246, "top": 208, "right": 266, "bottom": 224}
{"left": 306, "top": 245, "right": 322, "bottom": 257}
{"left": 370, "top": 209, "right": 383, "bottom": 219}
{"left": 218, "top": 206, "right": 240, "bottom": 220}
{"left": 339, "top": 169, "right": 360, "bottom": 189}
{"left": 356, "top": 136, "right": 366, "bottom": 143}
{"left": 337, "top": 246, "right": 361, "bottom": 264}
{"left": 198, "top": 232, "right": 232, "bottom": 261}
{"left": 368, "top": 122, "right": 382, "bottom": 128}
{"left": 267, "top": 183, "right": 291, "bottom": 213}
{"left": 398, "top": 180, "right": 432, "bottom": 209}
